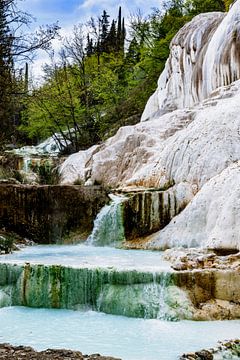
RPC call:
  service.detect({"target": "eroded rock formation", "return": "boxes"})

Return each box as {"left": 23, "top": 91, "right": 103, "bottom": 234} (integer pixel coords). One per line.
{"left": 180, "top": 339, "right": 240, "bottom": 360}
{"left": 0, "top": 344, "right": 120, "bottom": 360}
{"left": 141, "top": 1, "right": 240, "bottom": 120}
{"left": 60, "top": 2, "right": 240, "bottom": 251}
{"left": 0, "top": 185, "right": 108, "bottom": 242}
{"left": 146, "top": 162, "right": 240, "bottom": 250}
{"left": 1, "top": 259, "right": 240, "bottom": 321}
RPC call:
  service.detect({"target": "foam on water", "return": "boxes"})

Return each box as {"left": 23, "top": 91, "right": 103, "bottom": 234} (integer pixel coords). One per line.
{"left": 0, "top": 306, "right": 240, "bottom": 360}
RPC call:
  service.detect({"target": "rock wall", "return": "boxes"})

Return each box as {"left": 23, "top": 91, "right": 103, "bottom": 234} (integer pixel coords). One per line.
{"left": 123, "top": 186, "right": 190, "bottom": 240}
{"left": 174, "top": 269, "right": 240, "bottom": 320}
{"left": 146, "top": 162, "right": 240, "bottom": 250}
{"left": 0, "top": 185, "right": 108, "bottom": 243}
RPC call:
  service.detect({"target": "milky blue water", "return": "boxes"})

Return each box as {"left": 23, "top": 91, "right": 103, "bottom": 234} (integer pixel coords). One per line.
{"left": 0, "top": 306, "right": 240, "bottom": 360}
{"left": 1, "top": 245, "right": 239, "bottom": 359}
{"left": 0, "top": 244, "right": 170, "bottom": 271}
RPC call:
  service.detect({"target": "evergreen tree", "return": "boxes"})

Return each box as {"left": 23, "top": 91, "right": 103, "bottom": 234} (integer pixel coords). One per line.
{"left": 106, "top": 20, "right": 117, "bottom": 53}
{"left": 0, "top": 0, "right": 14, "bottom": 138}
{"left": 100, "top": 10, "right": 110, "bottom": 52}
{"left": 86, "top": 34, "right": 94, "bottom": 56}
{"left": 121, "top": 18, "right": 126, "bottom": 51}
{"left": 116, "top": 6, "right": 122, "bottom": 52}
{"left": 0, "top": 0, "right": 59, "bottom": 144}
{"left": 126, "top": 37, "right": 141, "bottom": 64}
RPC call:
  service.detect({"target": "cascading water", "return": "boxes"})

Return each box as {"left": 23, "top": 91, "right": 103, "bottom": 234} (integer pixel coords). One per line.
{"left": 0, "top": 246, "right": 194, "bottom": 320}
{"left": 1, "top": 4, "right": 240, "bottom": 357}
{"left": 87, "top": 194, "right": 127, "bottom": 247}
{"left": 22, "top": 156, "right": 32, "bottom": 173}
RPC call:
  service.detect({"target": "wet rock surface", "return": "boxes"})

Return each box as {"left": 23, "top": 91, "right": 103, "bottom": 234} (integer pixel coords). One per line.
{"left": 0, "top": 185, "right": 109, "bottom": 243}
{"left": 180, "top": 339, "right": 240, "bottom": 359}
{"left": 164, "top": 248, "right": 240, "bottom": 321}
{"left": 164, "top": 248, "right": 240, "bottom": 271}
{"left": 0, "top": 344, "right": 120, "bottom": 360}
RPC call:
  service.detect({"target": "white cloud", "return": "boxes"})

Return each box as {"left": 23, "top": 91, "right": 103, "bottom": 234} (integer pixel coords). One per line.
{"left": 26, "top": 0, "right": 163, "bottom": 80}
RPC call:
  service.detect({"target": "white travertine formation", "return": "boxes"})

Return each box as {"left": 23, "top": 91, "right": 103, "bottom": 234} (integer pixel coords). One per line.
{"left": 60, "top": 2, "right": 240, "bottom": 250}
{"left": 60, "top": 108, "right": 194, "bottom": 186}
{"left": 146, "top": 162, "right": 240, "bottom": 250}
{"left": 60, "top": 81, "right": 240, "bottom": 191}
{"left": 10, "top": 133, "right": 72, "bottom": 156}
{"left": 141, "top": 0, "right": 240, "bottom": 121}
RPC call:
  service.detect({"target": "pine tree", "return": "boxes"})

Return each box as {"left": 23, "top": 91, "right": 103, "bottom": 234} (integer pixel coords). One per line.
{"left": 106, "top": 20, "right": 117, "bottom": 53}
{"left": 126, "top": 37, "right": 140, "bottom": 64}
{"left": 100, "top": 10, "right": 110, "bottom": 52}
{"left": 0, "top": 0, "right": 59, "bottom": 144}
{"left": 0, "top": 0, "right": 14, "bottom": 138}
{"left": 86, "top": 34, "right": 94, "bottom": 56}
{"left": 121, "top": 17, "right": 126, "bottom": 52}
{"left": 116, "top": 6, "right": 122, "bottom": 52}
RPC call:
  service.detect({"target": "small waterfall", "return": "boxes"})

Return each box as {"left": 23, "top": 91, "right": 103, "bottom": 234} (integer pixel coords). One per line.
{"left": 22, "top": 156, "right": 32, "bottom": 173}
{"left": 87, "top": 194, "right": 127, "bottom": 247}
{"left": 0, "top": 261, "right": 196, "bottom": 319}
{"left": 142, "top": 272, "right": 173, "bottom": 320}
{"left": 0, "top": 288, "right": 12, "bottom": 307}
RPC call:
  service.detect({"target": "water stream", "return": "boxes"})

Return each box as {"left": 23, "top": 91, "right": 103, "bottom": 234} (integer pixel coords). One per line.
{"left": 87, "top": 194, "right": 127, "bottom": 247}
{"left": 0, "top": 196, "right": 239, "bottom": 358}
{"left": 1, "top": 306, "right": 240, "bottom": 360}
{"left": 0, "top": 245, "right": 240, "bottom": 358}
{"left": 0, "top": 244, "right": 169, "bottom": 269}
{"left": 0, "top": 245, "right": 176, "bottom": 318}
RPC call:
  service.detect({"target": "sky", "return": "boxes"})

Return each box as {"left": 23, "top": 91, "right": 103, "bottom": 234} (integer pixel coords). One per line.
{"left": 18, "top": 0, "right": 163, "bottom": 81}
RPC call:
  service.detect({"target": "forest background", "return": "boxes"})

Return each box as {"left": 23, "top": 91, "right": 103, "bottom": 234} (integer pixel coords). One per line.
{"left": 0, "top": 0, "right": 234, "bottom": 153}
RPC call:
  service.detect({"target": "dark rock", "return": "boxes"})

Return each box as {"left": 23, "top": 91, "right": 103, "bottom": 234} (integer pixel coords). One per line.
{"left": 0, "top": 344, "right": 121, "bottom": 360}
{"left": 123, "top": 188, "right": 184, "bottom": 240}
{"left": 195, "top": 350, "right": 213, "bottom": 359}
{"left": 0, "top": 184, "right": 109, "bottom": 243}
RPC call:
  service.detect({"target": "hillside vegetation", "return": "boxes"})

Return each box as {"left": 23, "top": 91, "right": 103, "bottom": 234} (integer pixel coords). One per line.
{"left": 0, "top": 0, "right": 233, "bottom": 151}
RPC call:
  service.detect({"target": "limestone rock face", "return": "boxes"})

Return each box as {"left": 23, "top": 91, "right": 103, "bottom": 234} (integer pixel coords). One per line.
{"left": 0, "top": 185, "right": 108, "bottom": 243}
{"left": 141, "top": 0, "right": 240, "bottom": 120}
{"left": 61, "top": 81, "right": 240, "bottom": 191}
{"left": 146, "top": 162, "right": 240, "bottom": 250}
{"left": 60, "top": 1, "right": 240, "bottom": 250}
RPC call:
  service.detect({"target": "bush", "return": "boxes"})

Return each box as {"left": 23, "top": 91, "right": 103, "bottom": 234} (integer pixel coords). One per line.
{"left": 0, "top": 235, "right": 14, "bottom": 254}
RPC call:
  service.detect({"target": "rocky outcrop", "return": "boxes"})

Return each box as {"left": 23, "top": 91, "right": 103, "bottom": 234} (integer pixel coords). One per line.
{"left": 0, "top": 185, "right": 108, "bottom": 243}
{"left": 60, "top": 80, "right": 240, "bottom": 250}
{"left": 60, "top": 80, "right": 240, "bottom": 191}
{"left": 123, "top": 186, "right": 191, "bottom": 240}
{"left": 146, "top": 162, "right": 240, "bottom": 250}
{"left": 141, "top": 1, "right": 240, "bottom": 120}
{"left": 59, "top": 1, "right": 240, "bottom": 251}
{"left": 0, "top": 343, "right": 120, "bottom": 360}
{"left": 163, "top": 248, "right": 240, "bottom": 271}
{"left": 180, "top": 339, "right": 240, "bottom": 360}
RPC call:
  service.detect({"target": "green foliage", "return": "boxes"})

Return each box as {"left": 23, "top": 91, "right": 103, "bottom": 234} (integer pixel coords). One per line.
{"left": 0, "top": 235, "right": 14, "bottom": 254}
{"left": 73, "top": 177, "right": 84, "bottom": 185}
{"left": 29, "top": 161, "right": 60, "bottom": 185}
{"left": 0, "top": 165, "right": 23, "bottom": 183}
{"left": 37, "top": 165, "right": 60, "bottom": 185}
{"left": 184, "top": 0, "right": 225, "bottom": 14}
{"left": 19, "top": 0, "right": 228, "bottom": 151}
{"left": 224, "top": 0, "right": 234, "bottom": 10}
{"left": 0, "top": 0, "right": 59, "bottom": 145}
